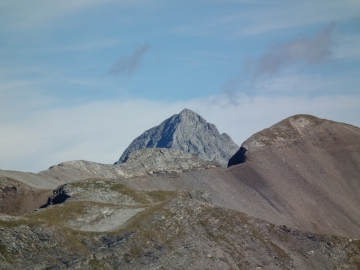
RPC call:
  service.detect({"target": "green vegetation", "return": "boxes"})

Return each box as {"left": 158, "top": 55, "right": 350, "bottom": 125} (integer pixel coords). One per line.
{"left": 109, "top": 183, "right": 149, "bottom": 204}
{"left": 88, "top": 257, "right": 109, "bottom": 269}
{"left": 0, "top": 244, "right": 14, "bottom": 264}
{"left": 67, "top": 178, "right": 176, "bottom": 205}
{"left": 27, "top": 201, "right": 92, "bottom": 225}
{"left": 147, "top": 190, "right": 177, "bottom": 203}
{"left": 268, "top": 241, "right": 291, "bottom": 260}
{"left": 350, "top": 240, "right": 360, "bottom": 270}
{"left": 0, "top": 216, "right": 45, "bottom": 229}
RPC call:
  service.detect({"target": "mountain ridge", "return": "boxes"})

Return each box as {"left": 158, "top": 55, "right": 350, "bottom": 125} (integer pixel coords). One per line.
{"left": 0, "top": 148, "right": 219, "bottom": 189}
{"left": 116, "top": 108, "right": 239, "bottom": 167}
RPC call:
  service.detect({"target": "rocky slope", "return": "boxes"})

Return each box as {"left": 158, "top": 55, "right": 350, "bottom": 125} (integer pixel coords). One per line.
{"left": 41, "top": 148, "right": 218, "bottom": 183}
{"left": 0, "top": 148, "right": 219, "bottom": 189}
{"left": 116, "top": 108, "right": 239, "bottom": 167}
{"left": 1, "top": 180, "right": 359, "bottom": 269}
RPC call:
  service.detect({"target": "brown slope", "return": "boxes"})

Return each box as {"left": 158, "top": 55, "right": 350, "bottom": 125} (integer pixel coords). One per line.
{"left": 227, "top": 114, "right": 360, "bottom": 237}
{"left": 0, "top": 177, "right": 52, "bottom": 215}
{"left": 115, "top": 115, "right": 360, "bottom": 238}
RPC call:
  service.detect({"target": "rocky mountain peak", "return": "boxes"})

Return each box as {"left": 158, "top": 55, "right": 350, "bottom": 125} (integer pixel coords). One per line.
{"left": 115, "top": 109, "right": 239, "bottom": 167}
{"left": 229, "top": 114, "right": 360, "bottom": 167}
{"left": 177, "top": 108, "right": 206, "bottom": 123}
{"left": 240, "top": 114, "right": 326, "bottom": 153}
{"left": 179, "top": 108, "right": 199, "bottom": 116}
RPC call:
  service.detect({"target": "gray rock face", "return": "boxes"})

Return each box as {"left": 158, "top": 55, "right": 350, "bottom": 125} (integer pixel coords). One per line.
{"left": 0, "top": 148, "right": 219, "bottom": 189}
{"left": 121, "top": 148, "right": 220, "bottom": 175}
{"left": 41, "top": 148, "right": 219, "bottom": 182}
{"left": 116, "top": 108, "right": 239, "bottom": 167}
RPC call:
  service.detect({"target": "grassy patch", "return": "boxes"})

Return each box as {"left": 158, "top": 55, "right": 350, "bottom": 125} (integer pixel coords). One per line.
{"left": 349, "top": 240, "right": 360, "bottom": 270}
{"left": 0, "top": 216, "right": 45, "bottom": 229}
{"left": 268, "top": 241, "right": 291, "bottom": 260}
{"left": 68, "top": 178, "right": 106, "bottom": 189}
{"left": 68, "top": 179, "right": 176, "bottom": 205}
{"left": 26, "top": 201, "right": 90, "bottom": 225}
{"left": 0, "top": 244, "right": 14, "bottom": 264}
{"left": 146, "top": 190, "right": 177, "bottom": 203}
{"left": 109, "top": 183, "right": 150, "bottom": 204}
{"left": 88, "top": 257, "right": 109, "bottom": 269}
{"left": 109, "top": 193, "right": 179, "bottom": 261}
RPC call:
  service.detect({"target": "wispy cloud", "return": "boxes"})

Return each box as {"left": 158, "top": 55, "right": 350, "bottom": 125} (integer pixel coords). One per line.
{"left": 250, "top": 22, "right": 336, "bottom": 77}
{"left": 220, "top": 22, "right": 337, "bottom": 103}
{"left": 108, "top": 44, "right": 151, "bottom": 78}
{"left": 220, "top": 79, "right": 241, "bottom": 106}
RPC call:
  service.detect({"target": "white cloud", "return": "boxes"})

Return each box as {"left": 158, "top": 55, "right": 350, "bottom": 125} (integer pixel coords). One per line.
{"left": 1, "top": 94, "right": 359, "bottom": 173}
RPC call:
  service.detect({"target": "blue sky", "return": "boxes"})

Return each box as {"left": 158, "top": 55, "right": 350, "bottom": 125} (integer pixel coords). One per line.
{"left": 1, "top": 0, "right": 360, "bottom": 172}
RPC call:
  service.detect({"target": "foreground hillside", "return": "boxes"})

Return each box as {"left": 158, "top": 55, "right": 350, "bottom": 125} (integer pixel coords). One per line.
{"left": 1, "top": 179, "right": 359, "bottom": 269}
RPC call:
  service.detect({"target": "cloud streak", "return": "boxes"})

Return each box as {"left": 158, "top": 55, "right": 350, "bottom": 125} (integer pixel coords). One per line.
{"left": 220, "top": 78, "right": 241, "bottom": 106}
{"left": 220, "top": 23, "right": 339, "bottom": 102}
{"left": 250, "top": 22, "right": 337, "bottom": 77}
{"left": 108, "top": 44, "right": 151, "bottom": 78}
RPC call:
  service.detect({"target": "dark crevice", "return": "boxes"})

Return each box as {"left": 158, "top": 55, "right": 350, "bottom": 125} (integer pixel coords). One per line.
{"left": 40, "top": 190, "right": 70, "bottom": 209}
{"left": 227, "top": 147, "right": 247, "bottom": 167}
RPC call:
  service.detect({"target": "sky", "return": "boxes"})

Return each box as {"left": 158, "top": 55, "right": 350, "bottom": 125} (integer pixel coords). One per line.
{"left": 1, "top": 0, "right": 360, "bottom": 173}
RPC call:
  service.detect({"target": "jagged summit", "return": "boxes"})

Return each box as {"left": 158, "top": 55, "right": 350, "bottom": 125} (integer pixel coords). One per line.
{"left": 178, "top": 108, "right": 199, "bottom": 117}
{"left": 115, "top": 108, "right": 239, "bottom": 167}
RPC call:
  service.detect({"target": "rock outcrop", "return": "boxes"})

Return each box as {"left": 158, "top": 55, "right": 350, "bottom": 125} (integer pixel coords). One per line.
{"left": 0, "top": 148, "right": 219, "bottom": 189}
{"left": 116, "top": 108, "right": 239, "bottom": 167}
{"left": 42, "top": 148, "right": 219, "bottom": 182}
